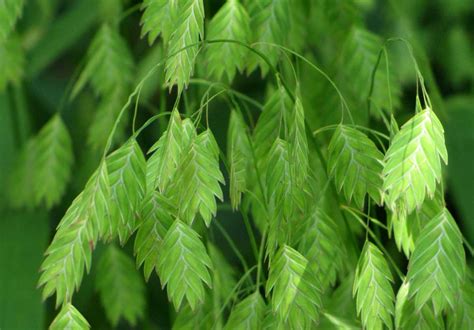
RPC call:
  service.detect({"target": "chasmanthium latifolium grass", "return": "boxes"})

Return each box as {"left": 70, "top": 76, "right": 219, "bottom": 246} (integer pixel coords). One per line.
{"left": 1, "top": 0, "right": 473, "bottom": 329}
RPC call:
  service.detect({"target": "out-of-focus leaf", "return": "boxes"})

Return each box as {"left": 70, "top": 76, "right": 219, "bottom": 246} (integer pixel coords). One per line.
{"left": 445, "top": 96, "right": 474, "bottom": 243}
{"left": 0, "top": 210, "right": 48, "bottom": 329}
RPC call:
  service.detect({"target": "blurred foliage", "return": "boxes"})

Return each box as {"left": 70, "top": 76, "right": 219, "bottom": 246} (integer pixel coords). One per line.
{"left": 0, "top": 0, "right": 472, "bottom": 329}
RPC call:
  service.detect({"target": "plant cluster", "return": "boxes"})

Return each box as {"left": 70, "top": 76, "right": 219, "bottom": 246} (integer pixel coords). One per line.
{"left": 1, "top": 0, "right": 473, "bottom": 329}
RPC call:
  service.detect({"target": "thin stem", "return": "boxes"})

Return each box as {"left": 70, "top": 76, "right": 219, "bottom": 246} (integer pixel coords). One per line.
{"left": 214, "top": 221, "right": 252, "bottom": 282}
{"left": 207, "top": 265, "right": 258, "bottom": 330}
{"left": 255, "top": 228, "right": 267, "bottom": 292}
{"left": 132, "top": 84, "right": 143, "bottom": 135}
{"left": 367, "top": 44, "right": 391, "bottom": 132}
{"left": 242, "top": 211, "right": 259, "bottom": 263}
{"left": 462, "top": 236, "right": 474, "bottom": 257}
{"left": 340, "top": 205, "right": 388, "bottom": 231}
{"left": 131, "top": 112, "right": 173, "bottom": 139}
{"left": 189, "top": 79, "right": 264, "bottom": 110}
{"left": 252, "top": 41, "right": 354, "bottom": 124}
{"left": 313, "top": 124, "right": 390, "bottom": 141}
{"left": 344, "top": 207, "right": 405, "bottom": 281}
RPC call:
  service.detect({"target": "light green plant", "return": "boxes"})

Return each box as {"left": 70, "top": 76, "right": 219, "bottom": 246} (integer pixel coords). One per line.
{"left": 1, "top": 0, "right": 472, "bottom": 329}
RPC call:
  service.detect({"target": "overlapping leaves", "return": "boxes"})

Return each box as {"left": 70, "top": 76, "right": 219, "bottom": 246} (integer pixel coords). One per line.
{"left": 134, "top": 192, "right": 175, "bottom": 279}
{"left": 38, "top": 162, "right": 109, "bottom": 306}
{"left": 0, "top": 0, "right": 24, "bottom": 42}
{"left": 168, "top": 129, "right": 224, "bottom": 226}
{"left": 383, "top": 109, "right": 448, "bottom": 215}
{"left": 225, "top": 293, "right": 266, "bottom": 330}
{"left": 328, "top": 125, "right": 384, "bottom": 208}
{"left": 146, "top": 109, "right": 192, "bottom": 192}
{"left": 253, "top": 86, "right": 292, "bottom": 163}
{"left": 49, "top": 304, "right": 90, "bottom": 330}
{"left": 395, "top": 282, "right": 444, "bottom": 330}
{"left": 266, "top": 245, "right": 322, "bottom": 328}
{"left": 164, "top": 0, "right": 204, "bottom": 92}
{"left": 106, "top": 139, "right": 147, "bottom": 243}
{"left": 140, "top": 0, "right": 179, "bottom": 45}
{"left": 339, "top": 27, "right": 400, "bottom": 114}
{"left": 390, "top": 189, "right": 444, "bottom": 257}
{"left": 157, "top": 220, "right": 212, "bottom": 310}
{"left": 227, "top": 110, "right": 252, "bottom": 210}
{"left": 206, "top": 0, "right": 251, "bottom": 81}
{"left": 406, "top": 208, "right": 466, "bottom": 315}
{"left": 246, "top": 0, "right": 291, "bottom": 75}
{"left": 96, "top": 245, "right": 146, "bottom": 326}
{"left": 298, "top": 208, "right": 345, "bottom": 290}
{"left": 353, "top": 242, "right": 395, "bottom": 330}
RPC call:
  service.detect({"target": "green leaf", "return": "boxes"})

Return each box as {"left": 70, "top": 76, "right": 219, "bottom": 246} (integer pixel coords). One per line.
{"left": 447, "top": 271, "right": 474, "bottom": 329}
{"left": 0, "top": 37, "right": 24, "bottom": 90}
{"left": 38, "top": 193, "right": 94, "bottom": 307}
{"left": 34, "top": 115, "right": 74, "bottom": 208}
{"left": 395, "top": 281, "right": 444, "bottom": 330}
{"left": 106, "top": 139, "right": 147, "bottom": 243}
{"left": 224, "top": 292, "right": 266, "bottom": 330}
{"left": 266, "top": 245, "right": 322, "bottom": 328}
{"left": 147, "top": 109, "right": 190, "bottom": 192}
{"left": 289, "top": 96, "right": 309, "bottom": 187}
{"left": 340, "top": 27, "right": 400, "bottom": 114}
{"left": 287, "top": 0, "right": 306, "bottom": 53}
{"left": 81, "top": 162, "right": 111, "bottom": 240}
{"left": 87, "top": 91, "right": 128, "bottom": 151}
{"left": 39, "top": 164, "right": 109, "bottom": 305}
{"left": 406, "top": 208, "right": 466, "bottom": 315}
{"left": 208, "top": 243, "right": 236, "bottom": 302}
{"left": 172, "top": 301, "right": 214, "bottom": 329}
{"left": 134, "top": 192, "right": 175, "bottom": 279}
{"left": 146, "top": 117, "right": 196, "bottom": 193}
{"left": 261, "top": 305, "right": 285, "bottom": 330}
{"left": 96, "top": 245, "right": 146, "bottom": 326}
{"left": 8, "top": 115, "right": 73, "bottom": 209}
{"left": 49, "top": 304, "right": 90, "bottom": 330}
{"left": 253, "top": 86, "right": 292, "bottom": 165}
{"left": 353, "top": 242, "right": 395, "bottom": 330}
{"left": 206, "top": 0, "right": 251, "bottom": 81}
{"left": 298, "top": 208, "right": 345, "bottom": 290}
{"left": 140, "top": 0, "right": 179, "bottom": 45}
{"left": 316, "top": 0, "right": 362, "bottom": 43}
{"left": 383, "top": 109, "right": 448, "bottom": 215}
{"left": 8, "top": 141, "right": 39, "bottom": 209}
{"left": 72, "top": 23, "right": 133, "bottom": 98}
{"left": 157, "top": 220, "right": 212, "bottom": 310}
{"left": 327, "top": 125, "right": 384, "bottom": 208}
{"left": 98, "top": 0, "right": 123, "bottom": 25}
{"left": 264, "top": 139, "right": 304, "bottom": 255}
{"left": 265, "top": 139, "right": 292, "bottom": 217}
{"left": 263, "top": 137, "right": 308, "bottom": 255}
{"left": 0, "top": 0, "right": 24, "bottom": 42}
{"left": 247, "top": 0, "right": 291, "bottom": 75}
{"left": 390, "top": 190, "right": 444, "bottom": 258}
{"left": 227, "top": 110, "right": 252, "bottom": 210}
{"left": 321, "top": 274, "right": 359, "bottom": 330}
{"left": 164, "top": 0, "right": 204, "bottom": 92}
{"left": 169, "top": 129, "right": 224, "bottom": 227}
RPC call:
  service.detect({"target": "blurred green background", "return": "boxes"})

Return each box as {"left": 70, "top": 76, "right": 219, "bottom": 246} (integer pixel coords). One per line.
{"left": 0, "top": 0, "right": 472, "bottom": 328}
